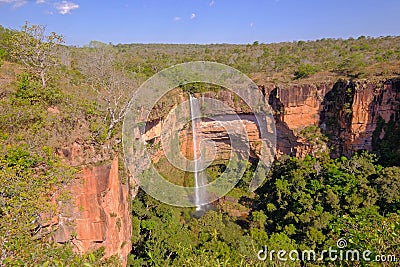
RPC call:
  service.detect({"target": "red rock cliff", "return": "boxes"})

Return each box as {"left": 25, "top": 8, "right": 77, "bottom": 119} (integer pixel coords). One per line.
{"left": 53, "top": 155, "right": 132, "bottom": 266}
{"left": 343, "top": 79, "right": 400, "bottom": 156}
{"left": 145, "top": 77, "right": 400, "bottom": 162}
{"left": 145, "top": 79, "right": 400, "bottom": 164}
{"left": 264, "top": 78, "right": 400, "bottom": 157}
{"left": 264, "top": 83, "right": 333, "bottom": 156}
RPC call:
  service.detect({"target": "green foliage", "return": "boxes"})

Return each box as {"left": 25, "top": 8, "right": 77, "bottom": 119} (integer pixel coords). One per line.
{"left": 15, "top": 71, "right": 41, "bottom": 101}
{"left": 294, "top": 64, "right": 319, "bottom": 79}
{"left": 330, "top": 209, "right": 400, "bottom": 267}
{"left": 112, "top": 35, "right": 400, "bottom": 80}
{"left": 0, "top": 25, "right": 11, "bottom": 66}
{"left": 89, "top": 120, "right": 109, "bottom": 143}
{"left": 252, "top": 152, "right": 395, "bottom": 259}
{"left": 298, "top": 125, "right": 329, "bottom": 157}
{"left": 373, "top": 166, "right": 400, "bottom": 213}
{"left": 337, "top": 51, "right": 367, "bottom": 77}
{"left": 0, "top": 48, "right": 6, "bottom": 67}
{"left": 0, "top": 144, "right": 76, "bottom": 265}
{"left": 180, "top": 82, "right": 223, "bottom": 95}
{"left": 7, "top": 22, "right": 64, "bottom": 87}
{"left": 13, "top": 71, "right": 63, "bottom": 105}
{"left": 129, "top": 192, "right": 261, "bottom": 266}
{"left": 128, "top": 150, "right": 399, "bottom": 266}
{"left": 372, "top": 116, "right": 400, "bottom": 166}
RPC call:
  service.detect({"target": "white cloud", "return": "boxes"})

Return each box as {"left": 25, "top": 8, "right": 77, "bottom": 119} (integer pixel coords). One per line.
{"left": 0, "top": 0, "right": 27, "bottom": 8}
{"left": 209, "top": 0, "right": 215, "bottom": 6}
{"left": 173, "top": 16, "right": 181, "bottom": 22}
{"left": 190, "top": 13, "right": 196, "bottom": 20}
{"left": 36, "top": 0, "right": 46, "bottom": 4}
{"left": 54, "top": 0, "right": 79, "bottom": 15}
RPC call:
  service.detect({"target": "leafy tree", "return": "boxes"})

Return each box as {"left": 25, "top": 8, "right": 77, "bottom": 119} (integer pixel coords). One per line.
{"left": 330, "top": 208, "right": 400, "bottom": 267}
{"left": 297, "top": 125, "right": 329, "bottom": 157}
{"left": 372, "top": 116, "right": 400, "bottom": 166}
{"left": 8, "top": 22, "right": 64, "bottom": 87}
{"left": 77, "top": 42, "right": 137, "bottom": 139}
{"left": 294, "top": 64, "right": 319, "bottom": 79}
{"left": 373, "top": 166, "right": 400, "bottom": 213}
{"left": 13, "top": 71, "right": 63, "bottom": 105}
{"left": 0, "top": 25, "right": 12, "bottom": 66}
{"left": 0, "top": 145, "right": 75, "bottom": 265}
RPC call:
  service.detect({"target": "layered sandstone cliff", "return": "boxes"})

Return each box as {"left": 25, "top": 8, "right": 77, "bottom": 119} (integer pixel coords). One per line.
{"left": 50, "top": 148, "right": 133, "bottom": 266}
{"left": 264, "top": 78, "right": 400, "bottom": 157}
{"left": 144, "top": 77, "right": 400, "bottom": 163}
{"left": 327, "top": 79, "right": 400, "bottom": 156}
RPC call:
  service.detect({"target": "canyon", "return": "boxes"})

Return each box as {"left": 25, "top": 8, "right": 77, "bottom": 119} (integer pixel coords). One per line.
{"left": 51, "top": 76, "right": 400, "bottom": 266}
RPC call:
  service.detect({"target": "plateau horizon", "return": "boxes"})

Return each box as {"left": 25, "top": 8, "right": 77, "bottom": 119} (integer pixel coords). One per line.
{"left": 1, "top": 0, "right": 400, "bottom": 45}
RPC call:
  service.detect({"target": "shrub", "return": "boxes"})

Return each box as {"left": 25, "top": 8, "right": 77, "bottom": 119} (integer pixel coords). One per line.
{"left": 294, "top": 64, "right": 319, "bottom": 79}
{"left": 13, "top": 72, "right": 63, "bottom": 105}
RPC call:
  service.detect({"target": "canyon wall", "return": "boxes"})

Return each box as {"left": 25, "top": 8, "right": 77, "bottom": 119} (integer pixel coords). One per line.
{"left": 145, "top": 77, "right": 400, "bottom": 163}
{"left": 263, "top": 78, "right": 400, "bottom": 157}
{"left": 264, "top": 82, "right": 333, "bottom": 156}
{"left": 55, "top": 155, "right": 131, "bottom": 266}
{"left": 43, "top": 143, "right": 135, "bottom": 266}
{"left": 324, "top": 79, "right": 400, "bottom": 157}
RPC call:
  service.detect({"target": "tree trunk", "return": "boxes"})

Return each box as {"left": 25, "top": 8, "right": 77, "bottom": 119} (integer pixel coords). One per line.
{"left": 107, "top": 121, "right": 115, "bottom": 139}
{"left": 40, "top": 70, "right": 46, "bottom": 88}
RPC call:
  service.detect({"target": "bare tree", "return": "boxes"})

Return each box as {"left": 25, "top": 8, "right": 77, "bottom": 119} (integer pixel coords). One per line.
{"left": 8, "top": 22, "right": 64, "bottom": 88}
{"left": 77, "top": 42, "right": 137, "bottom": 139}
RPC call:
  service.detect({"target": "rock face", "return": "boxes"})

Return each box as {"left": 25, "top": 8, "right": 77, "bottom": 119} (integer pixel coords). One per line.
{"left": 266, "top": 83, "right": 333, "bottom": 129}
{"left": 336, "top": 79, "right": 400, "bottom": 156}
{"left": 316, "top": 79, "right": 400, "bottom": 156}
{"left": 264, "top": 78, "right": 400, "bottom": 157}
{"left": 144, "top": 112, "right": 265, "bottom": 165}
{"left": 178, "top": 114, "right": 263, "bottom": 163}
{"left": 145, "top": 77, "right": 400, "bottom": 162}
{"left": 265, "top": 83, "right": 333, "bottom": 156}
{"left": 54, "top": 155, "right": 132, "bottom": 266}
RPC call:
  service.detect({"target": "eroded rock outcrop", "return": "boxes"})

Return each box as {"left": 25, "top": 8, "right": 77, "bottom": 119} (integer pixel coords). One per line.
{"left": 319, "top": 79, "right": 400, "bottom": 156}
{"left": 263, "top": 82, "right": 333, "bottom": 156}
{"left": 53, "top": 155, "right": 132, "bottom": 266}
{"left": 263, "top": 78, "right": 400, "bottom": 157}
{"left": 265, "top": 83, "right": 333, "bottom": 129}
{"left": 346, "top": 79, "right": 400, "bottom": 155}
{"left": 178, "top": 115, "right": 264, "bottom": 162}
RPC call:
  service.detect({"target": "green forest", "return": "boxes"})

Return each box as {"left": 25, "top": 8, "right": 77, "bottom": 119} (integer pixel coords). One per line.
{"left": 0, "top": 22, "right": 399, "bottom": 266}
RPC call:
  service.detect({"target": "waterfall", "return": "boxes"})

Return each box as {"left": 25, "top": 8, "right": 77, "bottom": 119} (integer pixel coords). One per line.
{"left": 189, "top": 95, "right": 206, "bottom": 211}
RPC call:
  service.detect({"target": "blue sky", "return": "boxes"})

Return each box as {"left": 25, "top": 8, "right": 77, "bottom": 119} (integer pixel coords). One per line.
{"left": 1, "top": 0, "right": 400, "bottom": 46}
